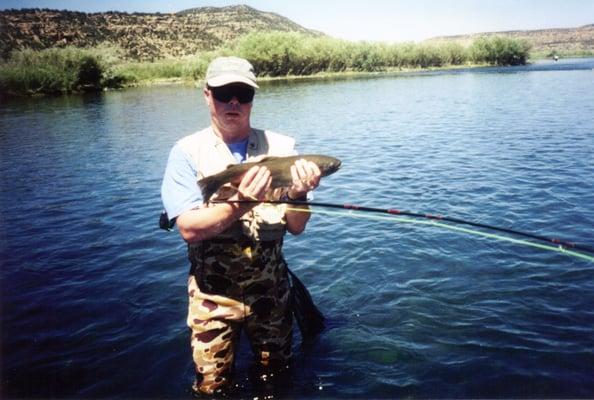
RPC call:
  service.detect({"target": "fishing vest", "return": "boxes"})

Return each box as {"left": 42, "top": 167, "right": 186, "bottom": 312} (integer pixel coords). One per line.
{"left": 177, "top": 126, "right": 295, "bottom": 242}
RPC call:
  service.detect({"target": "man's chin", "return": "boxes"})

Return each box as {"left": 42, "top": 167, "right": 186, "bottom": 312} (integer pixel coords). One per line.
{"left": 223, "top": 116, "right": 248, "bottom": 126}
{"left": 220, "top": 119, "right": 249, "bottom": 132}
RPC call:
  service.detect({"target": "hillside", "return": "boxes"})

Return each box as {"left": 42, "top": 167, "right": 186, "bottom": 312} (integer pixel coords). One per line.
{"left": 1, "top": 5, "right": 592, "bottom": 62}
{"left": 427, "top": 24, "right": 594, "bottom": 56}
{"left": 0, "top": 5, "right": 321, "bottom": 61}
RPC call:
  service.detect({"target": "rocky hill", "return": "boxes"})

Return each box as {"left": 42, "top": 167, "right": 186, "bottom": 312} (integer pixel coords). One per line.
{"left": 0, "top": 5, "right": 320, "bottom": 61}
{"left": 427, "top": 24, "right": 594, "bottom": 56}
{"left": 2, "top": 5, "right": 592, "bottom": 61}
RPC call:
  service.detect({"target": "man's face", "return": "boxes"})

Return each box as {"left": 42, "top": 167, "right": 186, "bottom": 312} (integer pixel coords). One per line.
{"left": 205, "top": 83, "right": 254, "bottom": 136}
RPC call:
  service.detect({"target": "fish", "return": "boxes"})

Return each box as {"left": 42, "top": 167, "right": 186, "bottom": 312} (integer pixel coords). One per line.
{"left": 198, "top": 154, "right": 341, "bottom": 201}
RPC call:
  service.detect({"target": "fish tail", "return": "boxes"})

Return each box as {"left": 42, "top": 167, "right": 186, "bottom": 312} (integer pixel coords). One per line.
{"left": 197, "top": 175, "right": 220, "bottom": 202}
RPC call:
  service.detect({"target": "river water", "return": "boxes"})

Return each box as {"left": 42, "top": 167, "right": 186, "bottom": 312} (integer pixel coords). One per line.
{"left": 1, "top": 58, "right": 594, "bottom": 398}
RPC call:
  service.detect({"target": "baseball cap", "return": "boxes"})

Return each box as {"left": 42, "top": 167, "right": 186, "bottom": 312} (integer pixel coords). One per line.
{"left": 205, "top": 56, "right": 259, "bottom": 89}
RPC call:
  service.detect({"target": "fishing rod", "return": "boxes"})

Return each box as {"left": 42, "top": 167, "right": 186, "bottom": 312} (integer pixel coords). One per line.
{"left": 216, "top": 199, "right": 594, "bottom": 262}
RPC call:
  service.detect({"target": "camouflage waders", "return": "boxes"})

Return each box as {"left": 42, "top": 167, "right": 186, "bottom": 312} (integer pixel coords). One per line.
{"left": 187, "top": 239, "right": 293, "bottom": 395}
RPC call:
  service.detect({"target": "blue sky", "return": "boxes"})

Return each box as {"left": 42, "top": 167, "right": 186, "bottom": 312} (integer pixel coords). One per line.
{"left": 2, "top": 0, "right": 593, "bottom": 42}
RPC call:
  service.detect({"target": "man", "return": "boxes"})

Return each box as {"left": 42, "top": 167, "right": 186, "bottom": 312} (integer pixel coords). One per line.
{"left": 161, "top": 56, "right": 322, "bottom": 396}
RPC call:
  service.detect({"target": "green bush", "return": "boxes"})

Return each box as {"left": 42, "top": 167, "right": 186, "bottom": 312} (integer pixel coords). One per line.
{"left": 115, "top": 59, "right": 183, "bottom": 82}
{"left": 181, "top": 55, "right": 212, "bottom": 81}
{"left": 0, "top": 34, "right": 532, "bottom": 97}
{"left": 470, "top": 36, "right": 531, "bottom": 65}
{"left": 0, "top": 46, "right": 128, "bottom": 96}
{"left": 223, "top": 32, "right": 531, "bottom": 77}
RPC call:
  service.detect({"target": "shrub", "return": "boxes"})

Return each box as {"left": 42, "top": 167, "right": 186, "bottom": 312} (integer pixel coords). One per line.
{"left": 0, "top": 34, "right": 532, "bottom": 97}
{"left": 469, "top": 36, "right": 531, "bottom": 65}
{"left": 223, "top": 32, "right": 531, "bottom": 76}
{"left": 0, "top": 45, "right": 129, "bottom": 96}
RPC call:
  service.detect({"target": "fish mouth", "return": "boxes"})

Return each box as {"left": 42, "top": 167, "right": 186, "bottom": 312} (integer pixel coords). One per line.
{"left": 327, "top": 160, "right": 341, "bottom": 174}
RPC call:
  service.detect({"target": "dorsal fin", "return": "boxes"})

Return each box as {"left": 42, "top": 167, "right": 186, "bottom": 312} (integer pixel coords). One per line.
{"left": 256, "top": 156, "right": 277, "bottom": 162}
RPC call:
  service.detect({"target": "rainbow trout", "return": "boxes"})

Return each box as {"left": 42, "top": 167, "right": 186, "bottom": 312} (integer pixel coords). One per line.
{"left": 198, "top": 154, "right": 341, "bottom": 201}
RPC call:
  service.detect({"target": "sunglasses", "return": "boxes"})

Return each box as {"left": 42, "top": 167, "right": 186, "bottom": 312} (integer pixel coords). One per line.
{"left": 209, "top": 84, "right": 255, "bottom": 104}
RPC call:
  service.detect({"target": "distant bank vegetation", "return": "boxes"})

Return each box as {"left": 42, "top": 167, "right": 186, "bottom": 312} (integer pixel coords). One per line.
{"left": 1, "top": 32, "right": 531, "bottom": 97}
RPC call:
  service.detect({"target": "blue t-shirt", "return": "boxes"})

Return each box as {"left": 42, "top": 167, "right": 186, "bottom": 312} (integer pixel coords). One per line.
{"left": 227, "top": 138, "right": 249, "bottom": 164}
{"left": 161, "top": 138, "right": 249, "bottom": 220}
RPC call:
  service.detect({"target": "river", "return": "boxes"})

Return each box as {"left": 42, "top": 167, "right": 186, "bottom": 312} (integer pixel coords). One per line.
{"left": 1, "top": 58, "right": 594, "bottom": 398}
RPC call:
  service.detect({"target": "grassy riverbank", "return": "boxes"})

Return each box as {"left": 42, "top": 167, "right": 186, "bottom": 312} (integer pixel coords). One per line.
{"left": 1, "top": 32, "right": 531, "bottom": 97}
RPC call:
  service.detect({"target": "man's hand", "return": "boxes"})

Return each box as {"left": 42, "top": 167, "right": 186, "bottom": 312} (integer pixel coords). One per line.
{"left": 288, "top": 159, "right": 321, "bottom": 199}
{"left": 237, "top": 166, "right": 272, "bottom": 201}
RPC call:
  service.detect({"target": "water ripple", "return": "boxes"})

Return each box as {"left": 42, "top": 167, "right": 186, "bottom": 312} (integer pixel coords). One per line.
{"left": 2, "top": 60, "right": 594, "bottom": 398}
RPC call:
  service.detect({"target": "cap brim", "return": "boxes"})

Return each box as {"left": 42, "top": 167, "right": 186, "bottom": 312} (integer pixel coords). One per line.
{"left": 207, "top": 74, "right": 259, "bottom": 89}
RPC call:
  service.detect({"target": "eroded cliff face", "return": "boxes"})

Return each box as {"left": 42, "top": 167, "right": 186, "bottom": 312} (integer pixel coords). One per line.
{"left": 0, "top": 5, "right": 320, "bottom": 61}
{"left": 427, "top": 24, "right": 594, "bottom": 56}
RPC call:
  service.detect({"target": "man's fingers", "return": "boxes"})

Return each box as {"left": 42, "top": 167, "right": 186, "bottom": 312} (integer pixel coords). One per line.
{"left": 254, "top": 167, "right": 271, "bottom": 192}
{"left": 290, "top": 164, "right": 300, "bottom": 185}
{"left": 241, "top": 159, "right": 321, "bottom": 200}
{"left": 240, "top": 166, "right": 261, "bottom": 187}
{"left": 239, "top": 166, "right": 271, "bottom": 200}
{"left": 296, "top": 159, "right": 309, "bottom": 179}
{"left": 309, "top": 161, "right": 321, "bottom": 178}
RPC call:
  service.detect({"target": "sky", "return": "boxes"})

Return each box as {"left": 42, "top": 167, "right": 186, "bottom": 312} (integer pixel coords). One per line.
{"left": 2, "top": 0, "right": 593, "bottom": 42}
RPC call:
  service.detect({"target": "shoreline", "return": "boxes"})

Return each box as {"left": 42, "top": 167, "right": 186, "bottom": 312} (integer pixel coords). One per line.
{"left": 123, "top": 58, "right": 559, "bottom": 89}
{"left": 3, "top": 56, "right": 588, "bottom": 99}
{"left": 123, "top": 62, "right": 500, "bottom": 89}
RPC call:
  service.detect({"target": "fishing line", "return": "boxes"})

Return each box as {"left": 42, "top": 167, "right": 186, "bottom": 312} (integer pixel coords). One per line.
{"left": 216, "top": 200, "right": 594, "bottom": 263}
{"left": 285, "top": 207, "right": 594, "bottom": 263}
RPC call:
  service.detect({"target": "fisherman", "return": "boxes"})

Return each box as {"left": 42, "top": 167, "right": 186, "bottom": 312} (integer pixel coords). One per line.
{"left": 160, "top": 56, "right": 322, "bottom": 396}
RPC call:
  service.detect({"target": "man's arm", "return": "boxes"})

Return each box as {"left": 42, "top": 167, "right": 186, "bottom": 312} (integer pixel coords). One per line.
{"left": 176, "top": 166, "right": 271, "bottom": 243}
